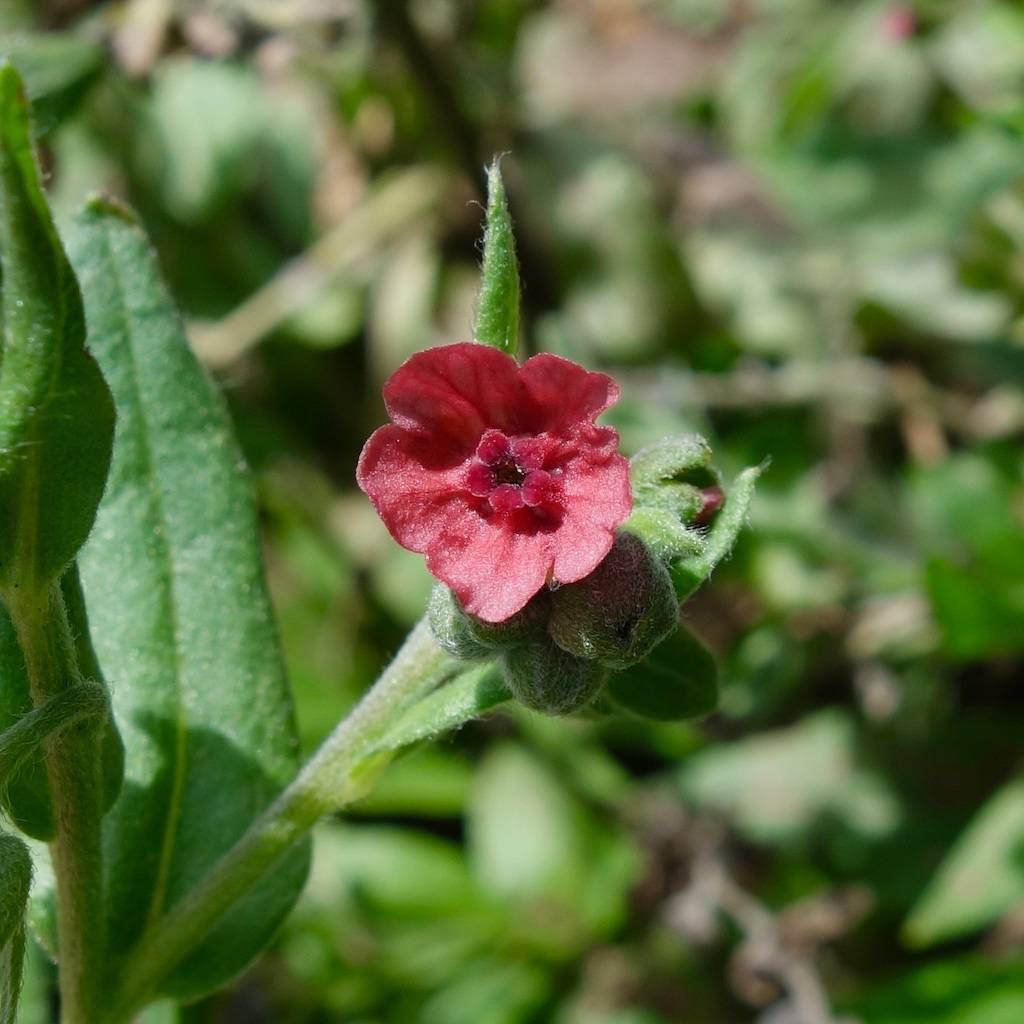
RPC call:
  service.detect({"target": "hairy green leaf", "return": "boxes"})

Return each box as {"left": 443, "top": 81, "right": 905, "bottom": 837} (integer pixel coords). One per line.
{"left": 0, "top": 831, "right": 30, "bottom": 1023}
{"left": 0, "top": 63, "right": 114, "bottom": 594}
{"left": 606, "top": 625, "right": 719, "bottom": 721}
{"left": 473, "top": 159, "right": 520, "bottom": 354}
{"left": 369, "top": 663, "right": 510, "bottom": 756}
{"left": 58, "top": 197, "right": 309, "bottom": 1002}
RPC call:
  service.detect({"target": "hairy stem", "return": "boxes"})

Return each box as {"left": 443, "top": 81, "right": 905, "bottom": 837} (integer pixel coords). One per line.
{"left": 7, "top": 584, "right": 105, "bottom": 1024}
{"left": 108, "top": 618, "right": 454, "bottom": 1022}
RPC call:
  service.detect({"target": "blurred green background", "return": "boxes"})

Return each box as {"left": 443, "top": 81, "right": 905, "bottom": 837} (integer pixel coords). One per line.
{"left": 7, "top": 0, "right": 1024, "bottom": 1021}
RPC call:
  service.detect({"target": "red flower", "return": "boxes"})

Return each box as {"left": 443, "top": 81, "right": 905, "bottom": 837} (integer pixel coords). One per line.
{"left": 357, "top": 343, "right": 632, "bottom": 622}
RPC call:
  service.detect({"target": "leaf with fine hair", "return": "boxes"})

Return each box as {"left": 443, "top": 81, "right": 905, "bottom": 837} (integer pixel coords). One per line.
{"left": 368, "top": 663, "right": 510, "bottom": 756}
{"left": 606, "top": 625, "right": 719, "bottom": 722}
{"left": 0, "top": 831, "right": 30, "bottom": 1023}
{"left": 0, "top": 63, "right": 114, "bottom": 595}
{"left": 44, "top": 197, "right": 310, "bottom": 1003}
{"left": 473, "top": 159, "right": 521, "bottom": 354}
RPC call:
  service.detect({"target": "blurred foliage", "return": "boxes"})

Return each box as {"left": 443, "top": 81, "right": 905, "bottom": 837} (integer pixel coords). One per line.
{"left": 6, "top": 0, "right": 1024, "bottom": 1021}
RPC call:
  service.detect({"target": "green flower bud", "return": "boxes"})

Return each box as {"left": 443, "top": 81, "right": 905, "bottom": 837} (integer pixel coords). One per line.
{"left": 631, "top": 433, "right": 712, "bottom": 488}
{"left": 547, "top": 532, "right": 679, "bottom": 670}
{"left": 630, "top": 434, "right": 721, "bottom": 525}
{"left": 500, "top": 638, "right": 605, "bottom": 716}
{"left": 427, "top": 585, "right": 490, "bottom": 660}
{"left": 623, "top": 507, "right": 705, "bottom": 564}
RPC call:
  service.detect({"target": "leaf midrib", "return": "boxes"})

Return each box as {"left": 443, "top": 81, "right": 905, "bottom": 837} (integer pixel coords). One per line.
{"left": 94, "top": 219, "right": 189, "bottom": 933}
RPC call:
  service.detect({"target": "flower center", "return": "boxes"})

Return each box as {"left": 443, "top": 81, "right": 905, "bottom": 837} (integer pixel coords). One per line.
{"left": 492, "top": 456, "right": 525, "bottom": 487}
{"left": 466, "top": 428, "right": 562, "bottom": 516}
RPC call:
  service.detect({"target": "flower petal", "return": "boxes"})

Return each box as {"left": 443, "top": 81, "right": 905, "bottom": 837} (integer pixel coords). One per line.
{"left": 384, "top": 343, "right": 535, "bottom": 447}
{"left": 426, "top": 516, "right": 554, "bottom": 622}
{"left": 519, "top": 353, "right": 620, "bottom": 434}
{"left": 551, "top": 447, "right": 632, "bottom": 583}
{"left": 356, "top": 424, "right": 471, "bottom": 552}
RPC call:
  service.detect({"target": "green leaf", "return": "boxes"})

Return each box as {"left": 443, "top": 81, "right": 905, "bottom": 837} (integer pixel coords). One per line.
{"left": 673, "top": 462, "right": 764, "bottom": 599}
{"left": 473, "top": 159, "right": 520, "bottom": 354}
{"left": 0, "top": 34, "right": 102, "bottom": 134}
{"left": 466, "top": 742, "right": 638, "bottom": 942}
{"left": 0, "top": 832, "right": 30, "bottom": 1023}
{"left": 681, "top": 710, "right": 901, "bottom": 845}
{"left": 0, "top": 63, "right": 114, "bottom": 594}
{"left": 904, "top": 778, "right": 1024, "bottom": 948}
{"left": 58, "top": 197, "right": 310, "bottom": 1002}
{"left": 843, "top": 953, "right": 1024, "bottom": 1024}
{"left": 606, "top": 625, "right": 719, "bottom": 721}
{"left": 369, "top": 663, "right": 510, "bottom": 755}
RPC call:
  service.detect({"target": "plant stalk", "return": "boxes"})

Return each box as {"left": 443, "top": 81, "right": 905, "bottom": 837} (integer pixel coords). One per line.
{"left": 7, "top": 583, "right": 105, "bottom": 1024}
{"left": 108, "top": 618, "right": 454, "bottom": 1022}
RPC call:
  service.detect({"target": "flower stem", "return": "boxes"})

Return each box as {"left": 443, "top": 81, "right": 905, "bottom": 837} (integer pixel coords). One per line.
{"left": 7, "top": 584, "right": 105, "bottom": 1024}
{"left": 107, "top": 618, "right": 454, "bottom": 1022}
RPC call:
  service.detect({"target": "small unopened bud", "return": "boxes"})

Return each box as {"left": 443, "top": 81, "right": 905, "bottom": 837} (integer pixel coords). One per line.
{"left": 547, "top": 532, "right": 678, "bottom": 669}
{"left": 630, "top": 434, "right": 722, "bottom": 528}
{"left": 500, "top": 638, "right": 605, "bottom": 715}
{"left": 427, "top": 585, "right": 490, "bottom": 660}
{"left": 694, "top": 485, "right": 724, "bottom": 527}
{"left": 631, "top": 434, "right": 712, "bottom": 491}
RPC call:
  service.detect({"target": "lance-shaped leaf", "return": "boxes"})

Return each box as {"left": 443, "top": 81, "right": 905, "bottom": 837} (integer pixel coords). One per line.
{"left": 473, "top": 159, "right": 520, "bottom": 354}
{"left": 0, "top": 832, "right": 30, "bottom": 1024}
{"left": 0, "top": 64, "right": 114, "bottom": 594}
{"left": 53, "top": 197, "right": 309, "bottom": 1002}
{"left": 368, "top": 663, "right": 510, "bottom": 755}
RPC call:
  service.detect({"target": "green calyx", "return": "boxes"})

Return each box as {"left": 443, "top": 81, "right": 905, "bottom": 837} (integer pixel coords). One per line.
{"left": 499, "top": 638, "right": 605, "bottom": 716}
{"left": 428, "top": 585, "right": 491, "bottom": 660}
{"left": 546, "top": 532, "right": 679, "bottom": 671}
{"left": 428, "top": 584, "right": 551, "bottom": 661}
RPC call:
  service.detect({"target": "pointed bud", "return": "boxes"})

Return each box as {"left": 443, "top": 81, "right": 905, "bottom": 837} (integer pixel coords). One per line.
{"left": 473, "top": 158, "right": 520, "bottom": 354}
{"left": 500, "top": 638, "right": 605, "bottom": 716}
{"left": 547, "top": 532, "right": 678, "bottom": 670}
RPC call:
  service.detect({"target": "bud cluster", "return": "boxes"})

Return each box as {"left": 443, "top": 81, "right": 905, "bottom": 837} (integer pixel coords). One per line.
{"left": 430, "top": 531, "right": 679, "bottom": 715}
{"left": 428, "top": 433, "right": 751, "bottom": 720}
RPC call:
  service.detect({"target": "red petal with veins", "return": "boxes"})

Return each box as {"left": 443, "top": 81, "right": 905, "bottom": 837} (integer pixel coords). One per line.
{"left": 383, "top": 343, "right": 535, "bottom": 447}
